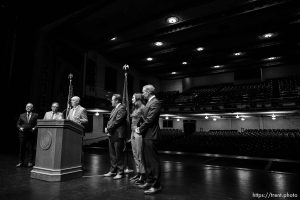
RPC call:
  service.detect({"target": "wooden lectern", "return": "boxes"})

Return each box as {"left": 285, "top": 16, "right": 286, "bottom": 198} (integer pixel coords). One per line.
{"left": 31, "top": 120, "right": 84, "bottom": 181}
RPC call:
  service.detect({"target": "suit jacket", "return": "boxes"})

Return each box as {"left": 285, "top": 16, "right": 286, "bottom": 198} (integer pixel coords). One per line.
{"left": 43, "top": 111, "right": 63, "bottom": 120}
{"left": 67, "top": 105, "right": 88, "bottom": 126}
{"left": 107, "top": 104, "right": 127, "bottom": 142}
{"left": 139, "top": 97, "right": 161, "bottom": 140}
{"left": 17, "top": 112, "right": 39, "bottom": 135}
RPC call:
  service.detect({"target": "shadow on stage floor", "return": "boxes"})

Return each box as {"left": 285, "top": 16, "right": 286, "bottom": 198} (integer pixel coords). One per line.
{"left": 1, "top": 148, "right": 300, "bottom": 200}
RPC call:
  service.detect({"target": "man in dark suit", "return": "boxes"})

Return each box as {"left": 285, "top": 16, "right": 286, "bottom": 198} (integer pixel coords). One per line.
{"left": 16, "top": 103, "right": 39, "bottom": 167}
{"left": 103, "top": 94, "right": 127, "bottom": 180}
{"left": 136, "top": 85, "right": 162, "bottom": 195}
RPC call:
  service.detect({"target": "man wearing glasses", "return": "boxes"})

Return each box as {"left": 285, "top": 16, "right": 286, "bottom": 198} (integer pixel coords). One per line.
{"left": 43, "top": 102, "right": 63, "bottom": 120}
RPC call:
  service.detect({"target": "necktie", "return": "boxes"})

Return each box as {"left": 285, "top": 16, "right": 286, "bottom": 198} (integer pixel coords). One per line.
{"left": 72, "top": 108, "right": 76, "bottom": 118}
{"left": 27, "top": 113, "right": 30, "bottom": 122}
{"left": 52, "top": 112, "right": 55, "bottom": 119}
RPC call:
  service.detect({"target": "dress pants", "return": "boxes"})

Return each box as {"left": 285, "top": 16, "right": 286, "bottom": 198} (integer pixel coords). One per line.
{"left": 18, "top": 133, "right": 36, "bottom": 163}
{"left": 131, "top": 132, "right": 145, "bottom": 173}
{"left": 108, "top": 138, "right": 125, "bottom": 174}
{"left": 143, "top": 139, "right": 161, "bottom": 188}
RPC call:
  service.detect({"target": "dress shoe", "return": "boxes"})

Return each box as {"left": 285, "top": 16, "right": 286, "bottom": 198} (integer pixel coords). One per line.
{"left": 129, "top": 174, "right": 140, "bottom": 181}
{"left": 113, "top": 173, "right": 124, "bottom": 180}
{"left": 103, "top": 172, "right": 116, "bottom": 177}
{"left": 135, "top": 173, "right": 145, "bottom": 184}
{"left": 137, "top": 182, "right": 151, "bottom": 189}
{"left": 27, "top": 162, "right": 33, "bottom": 167}
{"left": 16, "top": 163, "right": 24, "bottom": 167}
{"left": 144, "top": 186, "right": 162, "bottom": 195}
{"left": 135, "top": 179, "right": 145, "bottom": 185}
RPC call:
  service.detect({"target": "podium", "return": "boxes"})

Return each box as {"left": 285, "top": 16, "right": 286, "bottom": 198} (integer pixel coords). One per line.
{"left": 31, "top": 120, "right": 84, "bottom": 181}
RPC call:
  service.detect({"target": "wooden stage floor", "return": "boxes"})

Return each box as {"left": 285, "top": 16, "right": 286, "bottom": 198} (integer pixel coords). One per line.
{"left": 1, "top": 148, "right": 300, "bottom": 200}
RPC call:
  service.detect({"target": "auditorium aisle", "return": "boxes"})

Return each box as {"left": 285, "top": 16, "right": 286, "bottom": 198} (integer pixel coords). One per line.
{"left": 1, "top": 148, "right": 300, "bottom": 200}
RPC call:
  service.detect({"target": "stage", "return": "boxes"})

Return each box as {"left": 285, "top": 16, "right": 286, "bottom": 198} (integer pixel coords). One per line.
{"left": 0, "top": 148, "right": 299, "bottom": 200}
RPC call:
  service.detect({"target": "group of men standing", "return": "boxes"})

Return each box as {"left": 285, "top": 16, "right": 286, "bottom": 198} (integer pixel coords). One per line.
{"left": 16, "top": 96, "right": 88, "bottom": 167}
{"left": 104, "top": 84, "right": 162, "bottom": 195}
{"left": 15, "top": 84, "right": 162, "bottom": 195}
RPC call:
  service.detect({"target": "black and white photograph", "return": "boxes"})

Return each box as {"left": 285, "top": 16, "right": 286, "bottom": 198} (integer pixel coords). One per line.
{"left": 1, "top": 0, "right": 300, "bottom": 199}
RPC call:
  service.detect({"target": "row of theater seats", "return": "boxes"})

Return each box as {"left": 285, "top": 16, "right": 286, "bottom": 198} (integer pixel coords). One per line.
{"left": 159, "top": 129, "right": 185, "bottom": 142}
{"left": 158, "top": 129, "right": 300, "bottom": 160}
{"left": 158, "top": 78, "right": 300, "bottom": 110}
{"left": 278, "top": 78, "right": 300, "bottom": 98}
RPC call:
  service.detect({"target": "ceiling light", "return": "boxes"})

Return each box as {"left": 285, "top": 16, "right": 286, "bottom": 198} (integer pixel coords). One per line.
{"left": 236, "top": 115, "right": 240, "bottom": 119}
{"left": 167, "top": 16, "right": 179, "bottom": 24}
{"left": 182, "top": 61, "right": 187, "bottom": 65}
{"left": 264, "top": 33, "right": 273, "bottom": 38}
{"left": 95, "top": 112, "right": 99, "bottom": 116}
{"left": 264, "top": 56, "right": 280, "bottom": 61}
{"left": 233, "top": 52, "right": 244, "bottom": 56}
{"left": 259, "top": 32, "right": 278, "bottom": 39}
{"left": 154, "top": 41, "right": 163, "bottom": 46}
{"left": 213, "top": 118, "right": 217, "bottom": 121}
{"left": 241, "top": 117, "right": 245, "bottom": 121}
{"left": 213, "top": 65, "right": 223, "bottom": 68}
{"left": 165, "top": 116, "right": 169, "bottom": 120}
{"left": 196, "top": 47, "right": 204, "bottom": 51}
{"left": 110, "top": 37, "right": 117, "bottom": 41}
{"left": 146, "top": 57, "right": 153, "bottom": 61}
{"left": 176, "top": 118, "right": 180, "bottom": 122}
{"left": 205, "top": 116, "right": 208, "bottom": 119}
{"left": 271, "top": 113, "right": 276, "bottom": 120}
{"left": 171, "top": 72, "right": 177, "bottom": 75}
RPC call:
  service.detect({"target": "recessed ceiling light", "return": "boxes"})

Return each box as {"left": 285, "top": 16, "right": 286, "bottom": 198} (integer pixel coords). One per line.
{"left": 182, "top": 61, "right": 187, "bottom": 65}
{"left": 233, "top": 52, "right": 244, "bottom": 56}
{"left": 259, "top": 32, "right": 278, "bottom": 39}
{"left": 146, "top": 57, "right": 153, "bottom": 61}
{"left": 154, "top": 41, "right": 163, "bottom": 46}
{"left": 95, "top": 112, "right": 99, "bottom": 116}
{"left": 176, "top": 118, "right": 180, "bottom": 121}
{"left": 196, "top": 47, "right": 204, "bottom": 51}
{"left": 213, "top": 65, "right": 223, "bottom": 68}
{"left": 110, "top": 37, "right": 117, "bottom": 41}
{"left": 165, "top": 116, "right": 169, "bottom": 120}
{"left": 236, "top": 115, "right": 240, "bottom": 119}
{"left": 167, "top": 16, "right": 179, "bottom": 24}
{"left": 241, "top": 117, "right": 245, "bottom": 121}
{"left": 213, "top": 118, "right": 217, "bottom": 121}
{"left": 205, "top": 116, "right": 208, "bottom": 119}
{"left": 263, "top": 56, "right": 280, "bottom": 61}
{"left": 171, "top": 72, "right": 177, "bottom": 75}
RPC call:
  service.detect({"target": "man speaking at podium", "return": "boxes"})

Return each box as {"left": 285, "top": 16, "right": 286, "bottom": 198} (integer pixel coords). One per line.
{"left": 67, "top": 96, "right": 88, "bottom": 126}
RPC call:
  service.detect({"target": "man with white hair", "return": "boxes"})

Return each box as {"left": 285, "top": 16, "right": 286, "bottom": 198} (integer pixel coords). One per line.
{"left": 136, "top": 84, "right": 162, "bottom": 195}
{"left": 67, "top": 96, "right": 88, "bottom": 126}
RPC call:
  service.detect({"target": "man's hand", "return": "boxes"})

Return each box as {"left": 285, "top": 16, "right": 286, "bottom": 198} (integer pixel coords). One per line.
{"left": 105, "top": 128, "right": 111, "bottom": 136}
{"left": 135, "top": 128, "right": 140, "bottom": 134}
